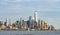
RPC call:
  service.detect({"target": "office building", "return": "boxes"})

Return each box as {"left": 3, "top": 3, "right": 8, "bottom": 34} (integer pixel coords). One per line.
{"left": 2, "top": 21, "right": 5, "bottom": 29}
{"left": 22, "top": 20, "right": 25, "bottom": 29}
{"left": 9, "top": 18, "right": 12, "bottom": 29}
{"left": 20, "top": 17, "right": 22, "bottom": 29}
{"left": 40, "top": 20, "right": 45, "bottom": 30}
{"left": 44, "top": 22, "right": 48, "bottom": 30}
{"left": 0, "top": 21, "right": 3, "bottom": 29}
{"left": 29, "top": 16, "right": 33, "bottom": 28}
{"left": 34, "top": 11, "right": 38, "bottom": 28}
{"left": 48, "top": 25, "right": 55, "bottom": 30}
{"left": 9, "top": 18, "right": 12, "bottom": 26}
{"left": 6, "top": 18, "right": 9, "bottom": 26}
{"left": 34, "top": 11, "right": 38, "bottom": 23}
{"left": 38, "top": 20, "right": 41, "bottom": 30}
{"left": 24, "top": 21, "right": 28, "bottom": 30}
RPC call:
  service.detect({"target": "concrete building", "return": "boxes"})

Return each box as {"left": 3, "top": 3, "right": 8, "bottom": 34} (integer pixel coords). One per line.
{"left": 29, "top": 16, "right": 33, "bottom": 29}
{"left": 22, "top": 20, "right": 28, "bottom": 30}
{"left": 9, "top": 18, "right": 12, "bottom": 26}
{"left": 38, "top": 20, "right": 41, "bottom": 30}
{"left": 44, "top": 22, "right": 48, "bottom": 30}
{"left": 40, "top": 20, "right": 44, "bottom": 30}
{"left": 34, "top": 11, "right": 38, "bottom": 29}
{"left": 24, "top": 21, "right": 28, "bottom": 30}
{"left": 20, "top": 17, "right": 22, "bottom": 29}
{"left": 34, "top": 11, "right": 38, "bottom": 23}
{"left": 2, "top": 21, "right": 5, "bottom": 29}
{"left": 31, "top": 19, "right": 35, "bottom": 29}
{"left": 8, "top": 18, "right": 12, "bottom": 29}
{"left": 6, "top": 18, "right": 9, "bottom": 26}
{"left": 48, "top": 25, "right": 55, "bottom": 30}
{"left": 0, "top": 21, "right": 3, "bottom": 30}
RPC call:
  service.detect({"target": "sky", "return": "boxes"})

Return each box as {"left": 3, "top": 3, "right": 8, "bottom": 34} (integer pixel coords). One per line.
{"left": 0, "top": 0, "right": 60, "bottom": 29}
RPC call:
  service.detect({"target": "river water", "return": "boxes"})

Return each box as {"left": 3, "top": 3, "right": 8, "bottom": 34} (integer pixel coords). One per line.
{"left": 0, "top": 30, "right": 60, "bottom": 35}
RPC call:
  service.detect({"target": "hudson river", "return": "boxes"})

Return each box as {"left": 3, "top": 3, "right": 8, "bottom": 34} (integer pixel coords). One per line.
{"left": 0, "top": 30, "right": 60, "bottom": 35}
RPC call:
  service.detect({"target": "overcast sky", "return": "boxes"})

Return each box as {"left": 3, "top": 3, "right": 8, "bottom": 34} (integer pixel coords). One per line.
{"left": 0, "top": 0, "right": 60, "bottom": 29}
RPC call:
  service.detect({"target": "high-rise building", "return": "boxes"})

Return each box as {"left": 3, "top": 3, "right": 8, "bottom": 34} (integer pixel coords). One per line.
{"left": 27, "top": 20, "right": 29, "bottom": 28}
{"left": 44, "top": 22, "right": 48, "bottom": 30}
{"left": 2, "top": 21, "right": 5, "bottom": 29}
{"left": 34, "top": 11, "right": 38, "bottom": 23}
{"left": 9, "top": 18, "right": 12, "bottom": 26}
{"left": 38, "top": 20, "right": 40, "bottom": 30}
{"left": 40, "top": 20, "right": 48, "bottom": 30}
{"left": 38, "top": 20, "right": 40, "bottom": 25}
{"left": 29, "top": 16, "right": 35, "bottom": 29}
{"left": 34, "top": 11, "right": 38, "bottom": 27}
{"left": 29, "top": 16, "right": 34, "bottom": 21}
{"left": 9, "top": 18, "right": 12, "bottom": 29}
{"left": 40, "top": 20, "right": 44, "bottom": 30}
{"left": 29, "top": 16, "right": 32, "bottom": 23}
{"left": 31, "top": 16, "right": 34, "bottom": 29}
{"left": 29, "top": 16, "right": 33, "bottom": 28}
{"left": 0, "top": 21, "right": 3, "bottom": 29}
{"left": 48, "top": 25, "right": 55, "bottom": 30}
{"left": 20, "top": 17, "right": 22, "bottom": 28}
{"left": 22, "top": 20, "right": 24, "bottom": 28}
{"left": 22, "top": 20, "right": 28, "bottom": 30}
{"left": 6, "top": 18, "right": 9, "bottom": 26}
{"left": 24, "top": 21, "right": 28, "bottom": 30}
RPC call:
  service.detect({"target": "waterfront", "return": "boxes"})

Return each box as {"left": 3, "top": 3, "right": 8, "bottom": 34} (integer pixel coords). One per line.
{"left": 0, "top": 30, "right": 60, "bottom": 35}
{"left": 0, "top": 12, "right": 55, "bottom": 31}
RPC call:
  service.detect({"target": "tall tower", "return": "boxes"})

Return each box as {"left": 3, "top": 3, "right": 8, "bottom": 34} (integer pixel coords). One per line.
{"left": 29, "top": 16, "right": 32, "bottom": 28}
{"left": 20, "top": 16, "right": 22, "bottom": 28}
{"left": 34, "top": 11, "right": 38, "bottom": 28}
{"left": 6, "top": 18, "right": 9, "bottom": 26}
{"left": 9, "top": 18, "right": 12, "bottom": 26}
{"left": 9, "top": 18, "right": 12, "bottom": 28}
{"left": 34, "top": 11, "right": 38, "bottom": 23}
{"left": 29, "top": 16, "right": 32, "bottom": 24}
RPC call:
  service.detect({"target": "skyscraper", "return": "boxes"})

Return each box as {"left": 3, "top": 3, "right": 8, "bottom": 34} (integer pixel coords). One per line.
{"left": 20, "top": 17, "right": 22, "bottom": 28}
{"left": 29, "top": 16, "right": 32, "bottom": 23}
{"left": 9, "top": 18, "right": 12, "bottom": 29}
{"left": 9, "top": 18, "right": 12, "bottom": 26}
{"left": 41, "top": 20, "right": 44, "bottom": 30}
{"left": 38, "top": 20, "right": 40, "bottom": 30}
{"left": 29, "top": 16, "right": 33, "bottom": 28}
{"left": 34, "top": 11, "right": 38, "bottom": 27}
{"left": 6, "top": 18, "right": 9, "bottom": 26}
{"left": 34, "top": 11, "right": 38, "bottom": 23}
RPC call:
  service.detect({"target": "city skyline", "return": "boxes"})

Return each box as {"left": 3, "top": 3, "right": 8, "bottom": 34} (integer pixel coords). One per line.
{"left": 0, "top": 0, "right": 60, "bottom": 29}
{"left": 0, "top": 11, "right": 55, "bottom": 30}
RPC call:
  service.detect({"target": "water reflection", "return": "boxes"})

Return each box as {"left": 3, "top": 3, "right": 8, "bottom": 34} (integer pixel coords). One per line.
{"left": 0, "top": 31, "right": 60, "bottom": 35}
